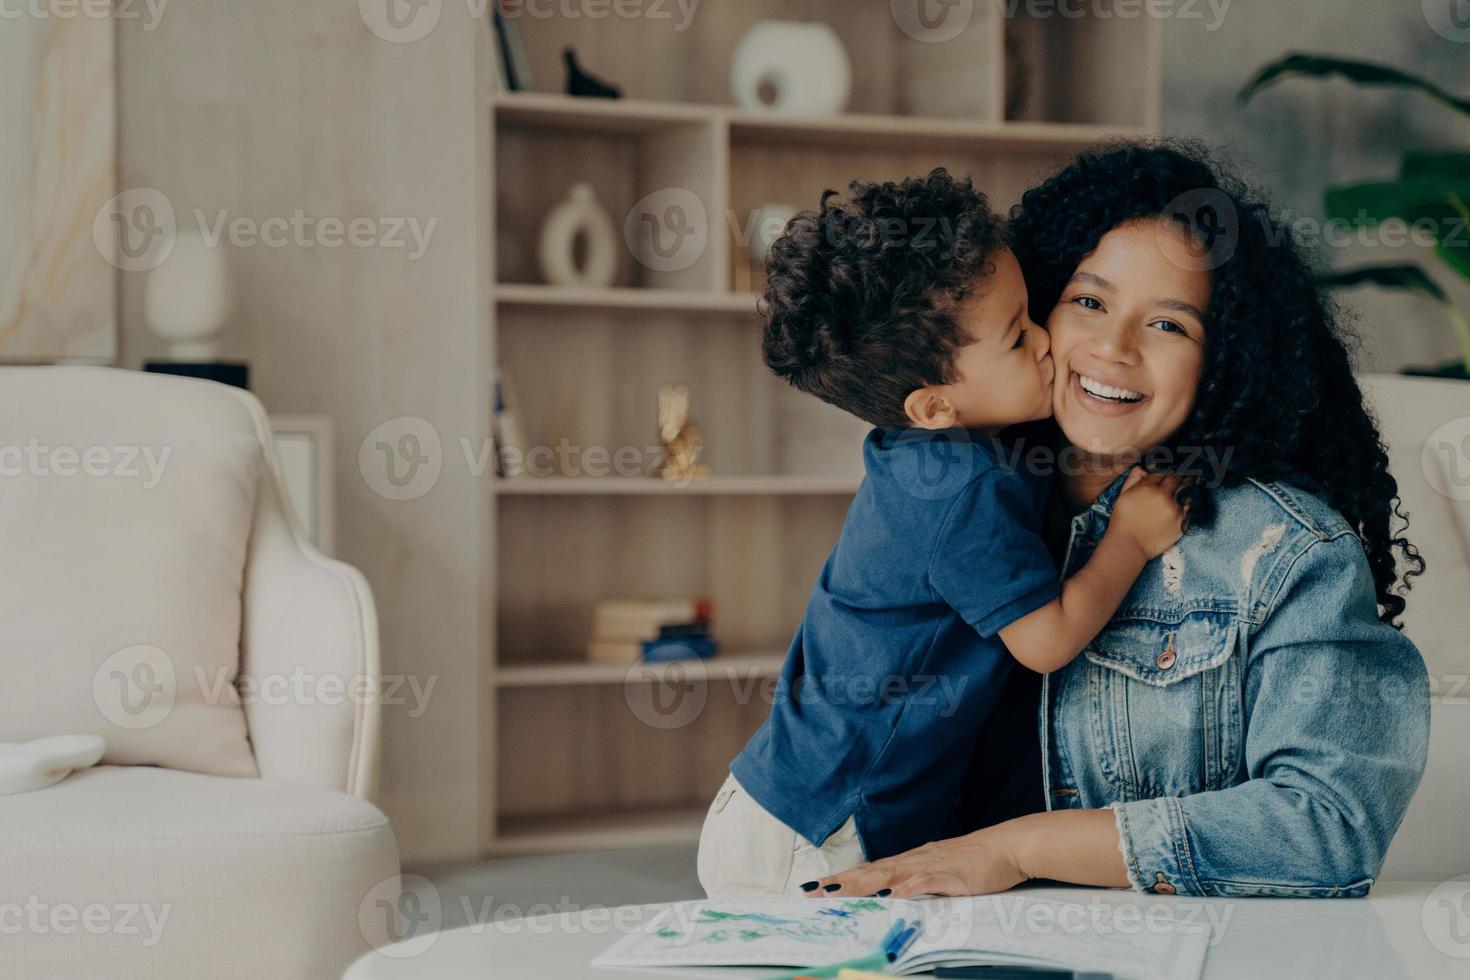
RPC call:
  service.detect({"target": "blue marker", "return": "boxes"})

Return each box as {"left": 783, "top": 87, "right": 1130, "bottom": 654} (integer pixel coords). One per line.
{"left": 875, "top": 918, "right": 906, "bottom": 956}
{"left": 885, "top": 924, "right": 919, "bottom": 962}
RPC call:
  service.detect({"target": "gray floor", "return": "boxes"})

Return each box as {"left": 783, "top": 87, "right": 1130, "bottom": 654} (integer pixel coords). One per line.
{"left": 412, "top": 845, "right": 704, "bottom": 931}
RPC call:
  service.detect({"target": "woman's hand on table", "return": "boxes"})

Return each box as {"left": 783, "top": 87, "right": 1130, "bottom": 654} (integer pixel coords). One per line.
{"left": 802, "top": 810, "right": 1131, "bottom": 897}
{"left": 801, "top": 828, "right": 1026, "bottom": 898}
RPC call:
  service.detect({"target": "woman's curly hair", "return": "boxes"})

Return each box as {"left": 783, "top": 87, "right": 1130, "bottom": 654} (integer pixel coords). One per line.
{"left": 761, "top": 169, "right": 1004, "bottom": 427}
{"left": 1009, "top": 139, "right": 1423, "bottom": 626}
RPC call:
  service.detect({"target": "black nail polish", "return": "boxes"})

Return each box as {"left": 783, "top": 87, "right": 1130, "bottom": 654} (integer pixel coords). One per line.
{"left": 799, "top": 881, "right": 819, "bottom": 892}
{"left": 875, "top": 888, "right": 892, "bottom": 897}
{"left": 823, "top": 883, "right": 842, "bottom": 893}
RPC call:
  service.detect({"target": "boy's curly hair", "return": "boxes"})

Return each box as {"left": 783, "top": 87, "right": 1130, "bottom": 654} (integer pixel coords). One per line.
{"left": 1009, "top": 139, "right": 1423, "bottom": 626}
{"left": 760, "top": 169, "right": 1005, "bottom": 428}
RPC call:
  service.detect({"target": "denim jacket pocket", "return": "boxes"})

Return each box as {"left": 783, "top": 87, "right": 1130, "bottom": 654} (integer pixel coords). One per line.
{"left": 1080, "top": 609, "right": 1243, "bottom": 797}
{"left": 1084, "top": 608, "right": 1236, "bottom": 684}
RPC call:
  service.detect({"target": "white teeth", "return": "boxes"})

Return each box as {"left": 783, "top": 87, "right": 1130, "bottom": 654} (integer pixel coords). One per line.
{"left": 1078, "top": 374, "right": 1144, "bottom": 402}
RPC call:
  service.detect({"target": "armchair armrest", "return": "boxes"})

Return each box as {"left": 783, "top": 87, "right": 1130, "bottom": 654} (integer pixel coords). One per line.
{"left": 235, "top": 390, "right": 381, "bottom": 799}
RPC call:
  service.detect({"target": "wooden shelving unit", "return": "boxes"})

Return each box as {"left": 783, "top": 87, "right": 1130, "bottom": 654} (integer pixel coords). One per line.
{"left": 484, "top": 0, "right": 1161, "bottom": 855}
{"left": 496, "top": 283, "right": 757, "bottom": 315}
{"left": 495, "top": 476, "right": 861, "bottom": 496}
{"left": 494, "top": 651, "right": 785, "bottom": 688}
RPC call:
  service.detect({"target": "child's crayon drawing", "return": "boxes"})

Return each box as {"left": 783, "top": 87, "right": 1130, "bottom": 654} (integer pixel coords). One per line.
{"left": 658, "top": 901, "right": 890, "bottom": 948}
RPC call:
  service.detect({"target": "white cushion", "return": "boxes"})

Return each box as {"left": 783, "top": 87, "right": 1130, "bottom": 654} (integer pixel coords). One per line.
{"left": 1, "top": 765, "right": 399, "bottom": 980}
{"left": 0, "top": 367, "right": 258, "bottom": 777}
{"left": 0, "top": 734, "right": 106, "bottom": 795}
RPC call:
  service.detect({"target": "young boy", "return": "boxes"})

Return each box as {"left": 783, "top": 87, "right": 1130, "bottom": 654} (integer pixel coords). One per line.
{"left": 696, "top": 170, "right": 1186, "bottom": 898}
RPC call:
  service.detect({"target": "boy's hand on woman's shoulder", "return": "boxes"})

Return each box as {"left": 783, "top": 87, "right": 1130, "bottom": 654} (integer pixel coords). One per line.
{"left": 1110, "top": 466, "right": 1191, "bottom": 561}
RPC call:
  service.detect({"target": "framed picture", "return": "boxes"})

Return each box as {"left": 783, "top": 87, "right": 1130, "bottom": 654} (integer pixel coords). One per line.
{"left": 270, "top": 416, "right": 336, "bottom": 556}
{"left": 0, "top": 14, "right": 117, "bottom": 362}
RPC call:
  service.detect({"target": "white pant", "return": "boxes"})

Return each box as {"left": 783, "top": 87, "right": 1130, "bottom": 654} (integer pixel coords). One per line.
{"left": 696, "top": 773, "right": 865, "bottom": 898}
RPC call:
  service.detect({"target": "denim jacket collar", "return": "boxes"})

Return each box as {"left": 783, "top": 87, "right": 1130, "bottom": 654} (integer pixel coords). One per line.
{"left": 1067, "top": 472, "right": 1130, "bottom": 553}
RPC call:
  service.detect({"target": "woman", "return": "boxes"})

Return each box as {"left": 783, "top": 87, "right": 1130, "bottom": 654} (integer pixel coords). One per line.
{"left": 810, "top": 142, "right": 1431, "bottom": 899}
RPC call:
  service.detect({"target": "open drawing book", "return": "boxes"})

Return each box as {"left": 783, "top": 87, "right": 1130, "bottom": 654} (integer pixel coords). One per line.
{"left": 592, "top": 895, "right": 1210, "bottom": 980}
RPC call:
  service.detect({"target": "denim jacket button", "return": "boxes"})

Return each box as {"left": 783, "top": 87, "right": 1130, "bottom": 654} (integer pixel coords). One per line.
{"left": 1152, "top": 873, "right": 1176, "bottom": 895}
{"left": 1156, "top": 634, "right": 1178, "bottom": 670}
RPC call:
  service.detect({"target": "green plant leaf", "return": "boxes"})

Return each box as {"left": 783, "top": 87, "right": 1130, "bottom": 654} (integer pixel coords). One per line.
{"left": 1322, "top": 264, "right": 1470, "bottom": 373}
{"left": 1238, "top": 53, "right": 1470, "bottom": 117}
{"left": 1401, "top": 151, "right": 1470, "bottom": 182}
{"left": 1319, "top": 264, "right": 1447, "bottom": 302}
{"left": 1436, "top": 239, "right": 1470, "bottom": 282}
{"left": 1324, "top": 180, "right": 1470, "bottom": 227}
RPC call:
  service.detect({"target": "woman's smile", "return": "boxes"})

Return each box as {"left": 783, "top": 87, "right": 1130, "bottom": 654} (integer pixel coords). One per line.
{"left": 1068, "top": 369, "right": 1150, "bottom": 416}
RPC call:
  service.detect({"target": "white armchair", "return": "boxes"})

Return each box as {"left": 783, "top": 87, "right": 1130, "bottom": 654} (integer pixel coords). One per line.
{"left": 1366, "top": 374, "right": 1470, "bottom": 881}
{"left": 0, "top": 367, "right": 400, "bottom": 980}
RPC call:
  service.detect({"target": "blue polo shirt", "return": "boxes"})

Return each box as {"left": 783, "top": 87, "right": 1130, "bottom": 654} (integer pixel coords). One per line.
{"left": 730, "top": 428, "right": 1058, "bottom": 861}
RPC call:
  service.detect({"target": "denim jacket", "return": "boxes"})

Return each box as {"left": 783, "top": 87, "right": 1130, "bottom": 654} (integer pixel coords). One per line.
{"left": 1043, "top": 474, "right": 1430, "bottom": 898}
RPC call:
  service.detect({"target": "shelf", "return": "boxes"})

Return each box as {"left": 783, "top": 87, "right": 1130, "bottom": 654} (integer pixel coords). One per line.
{"left": 727, "top": 110, "right": 1150, "bottom": 152}
{"left": 493, "top": 92, "right": 717, "bottom": 134}
{"left": 495, "top": 476, "right": 860, "bottom": 496}
{"left": 494, "top": 651, "right": 785, "bottom": 688}
{"left": 492, "top": 92, "right": 1152, "bottom": 152}
{"left": 491, "top": 806, "right": 706, "bottom": 856}
{"left": 495, "top": 284, "right": 757, "bottom": 315}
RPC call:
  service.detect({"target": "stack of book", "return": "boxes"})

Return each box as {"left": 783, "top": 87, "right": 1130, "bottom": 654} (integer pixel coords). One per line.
{"left": 587, "top": 597, "right": 718, "bottom": 665}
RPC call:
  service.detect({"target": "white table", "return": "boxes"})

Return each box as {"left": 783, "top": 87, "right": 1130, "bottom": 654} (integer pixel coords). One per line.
{"left": 344, "top": 880, "right": 1470, "bottom": 979}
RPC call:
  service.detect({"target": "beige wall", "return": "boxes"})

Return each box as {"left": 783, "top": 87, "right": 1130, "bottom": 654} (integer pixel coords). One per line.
{"left": 117, "top": 0, "right": 490, "bottom": 864}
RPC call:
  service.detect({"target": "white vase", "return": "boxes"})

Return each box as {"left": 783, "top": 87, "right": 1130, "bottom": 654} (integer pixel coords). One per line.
{"left": 538, "top": 183, "right": 618, "bottom": 289}
{"left": 730, "top": 21, "right": 851, "bottom": 117}
{"left": 143, "top": 228, "right": 232, "bottom": 360}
